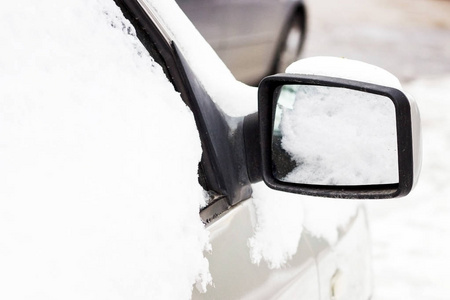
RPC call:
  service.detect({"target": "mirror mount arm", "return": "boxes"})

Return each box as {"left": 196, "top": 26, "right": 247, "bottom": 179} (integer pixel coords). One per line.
{"left": 243, "top": 112, "right": 263, "bottom": 183}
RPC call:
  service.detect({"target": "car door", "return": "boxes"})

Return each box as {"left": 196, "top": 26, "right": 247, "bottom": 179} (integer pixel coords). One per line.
{"left": 114, "top": 2, "right": 383, "bottom": 300}
{"left": 114, "top": 1, "right": 322, "bottom": 298}
{"left": 192, "top": 200, "right": 319, "bottom": 299}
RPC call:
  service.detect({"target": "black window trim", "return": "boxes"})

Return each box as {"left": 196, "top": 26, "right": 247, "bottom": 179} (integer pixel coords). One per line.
{"left": 113, "top": 0, "right": 254, "bottom": 224}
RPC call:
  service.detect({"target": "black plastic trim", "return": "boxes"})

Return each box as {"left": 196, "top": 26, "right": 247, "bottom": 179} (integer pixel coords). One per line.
{"left": 258, "top": 74, "right": 414, "bottom": 199}
{"left": 113, "top": 0, "right": 253, "bottom": 221}
{"left": 243, "top": 112, "right": 262, "bottom": 183}
{"left": 173, "top": 46, "right": 253, "bottom": 206}
{"left": 199, "top": 196, "right": 230, "bottom": 225}
{"left": 112, "top": 0, "right": 192, "bottom": 108}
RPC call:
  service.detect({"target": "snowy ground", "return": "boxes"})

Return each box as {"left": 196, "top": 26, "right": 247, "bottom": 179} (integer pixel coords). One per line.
{"left": 302, "top": 0, "right": 450, "bottom": 83}
{"left": 367, "top": 77, "right": 450, "bottom": 300}
{"left": 302, "top": 0, "right": 450, "bottom": 298}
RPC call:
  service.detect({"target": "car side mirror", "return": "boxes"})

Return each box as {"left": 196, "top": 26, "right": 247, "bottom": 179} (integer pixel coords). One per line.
{"left": 244, "top": 74, "right": 421, "bottom": 199}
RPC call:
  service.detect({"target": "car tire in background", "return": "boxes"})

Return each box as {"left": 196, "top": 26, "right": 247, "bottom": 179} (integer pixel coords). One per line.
{"left": 272, "top": 9, "right": 307, "bottom": 74}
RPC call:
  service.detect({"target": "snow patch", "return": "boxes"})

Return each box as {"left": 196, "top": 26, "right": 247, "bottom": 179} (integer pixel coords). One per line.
{"left": 249, "top": 184, "right": 359, "bottom": 267}
{"left": 286, "top": 56, "right": 403, "bottom": 90}
{"left": 248, "top": 183, "right": 304, "bottom": 269}
{"left": 0, "top": 1, "right": 210, "bottom": 299}
{"left": 276, "top": 85, "right": 398, "bottom": 185}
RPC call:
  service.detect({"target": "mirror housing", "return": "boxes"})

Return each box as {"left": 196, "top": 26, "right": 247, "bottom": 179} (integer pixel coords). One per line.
{"left": 245, "top": 73, "right": 421, "bottom": 199}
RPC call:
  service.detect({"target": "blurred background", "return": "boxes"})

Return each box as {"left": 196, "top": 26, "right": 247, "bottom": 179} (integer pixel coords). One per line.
{"left": 180, "top": 0, "right": 450, "bottom": 298}
{"left": 303, "top": 1, "right": 450, "bottom": 299}
{"left": 303, "top": 0, "right": 450, "bottom": 83}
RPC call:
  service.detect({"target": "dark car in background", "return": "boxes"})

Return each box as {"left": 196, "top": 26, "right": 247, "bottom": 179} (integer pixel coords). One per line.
{"left": 177, "top": 0, "right": 307, "bottom": 84}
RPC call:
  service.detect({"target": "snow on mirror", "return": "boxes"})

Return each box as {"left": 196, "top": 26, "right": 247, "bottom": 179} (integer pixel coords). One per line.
{"left": 272, "top": 84, "right": 399, "bottom": 186}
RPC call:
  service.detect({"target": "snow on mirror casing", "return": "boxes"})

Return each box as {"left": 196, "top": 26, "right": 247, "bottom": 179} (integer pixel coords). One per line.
{"left": 272, "top": 84, "right": 399, "bottom": 186}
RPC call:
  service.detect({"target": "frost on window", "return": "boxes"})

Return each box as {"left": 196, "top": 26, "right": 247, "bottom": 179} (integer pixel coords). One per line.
{"left": 272, "top": 84, "right": 399, "bottom": 186}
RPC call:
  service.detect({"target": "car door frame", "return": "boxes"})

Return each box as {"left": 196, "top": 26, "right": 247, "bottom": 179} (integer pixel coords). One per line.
{"left": 113, "top": 0, "right": 255, "bottom": 224}
{"left": 107, "top": 3, "right": 372, "bottom": 300}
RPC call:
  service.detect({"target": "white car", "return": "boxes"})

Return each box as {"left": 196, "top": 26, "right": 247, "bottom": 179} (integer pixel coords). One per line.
{"left": 0, "top": 0, "right": 421, "bottom": 299}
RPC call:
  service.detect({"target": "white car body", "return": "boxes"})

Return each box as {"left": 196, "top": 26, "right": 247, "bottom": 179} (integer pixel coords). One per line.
{"left": 1, "top": 0, "right": 420, "bottom": 299}
{"left": 139, "top": 1, "right": 374, "bottom": 299}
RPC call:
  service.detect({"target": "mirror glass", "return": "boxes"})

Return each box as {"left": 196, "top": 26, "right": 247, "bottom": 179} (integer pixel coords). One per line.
{"left": 272, "top": 84, "right": 399, "bottom": 186}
